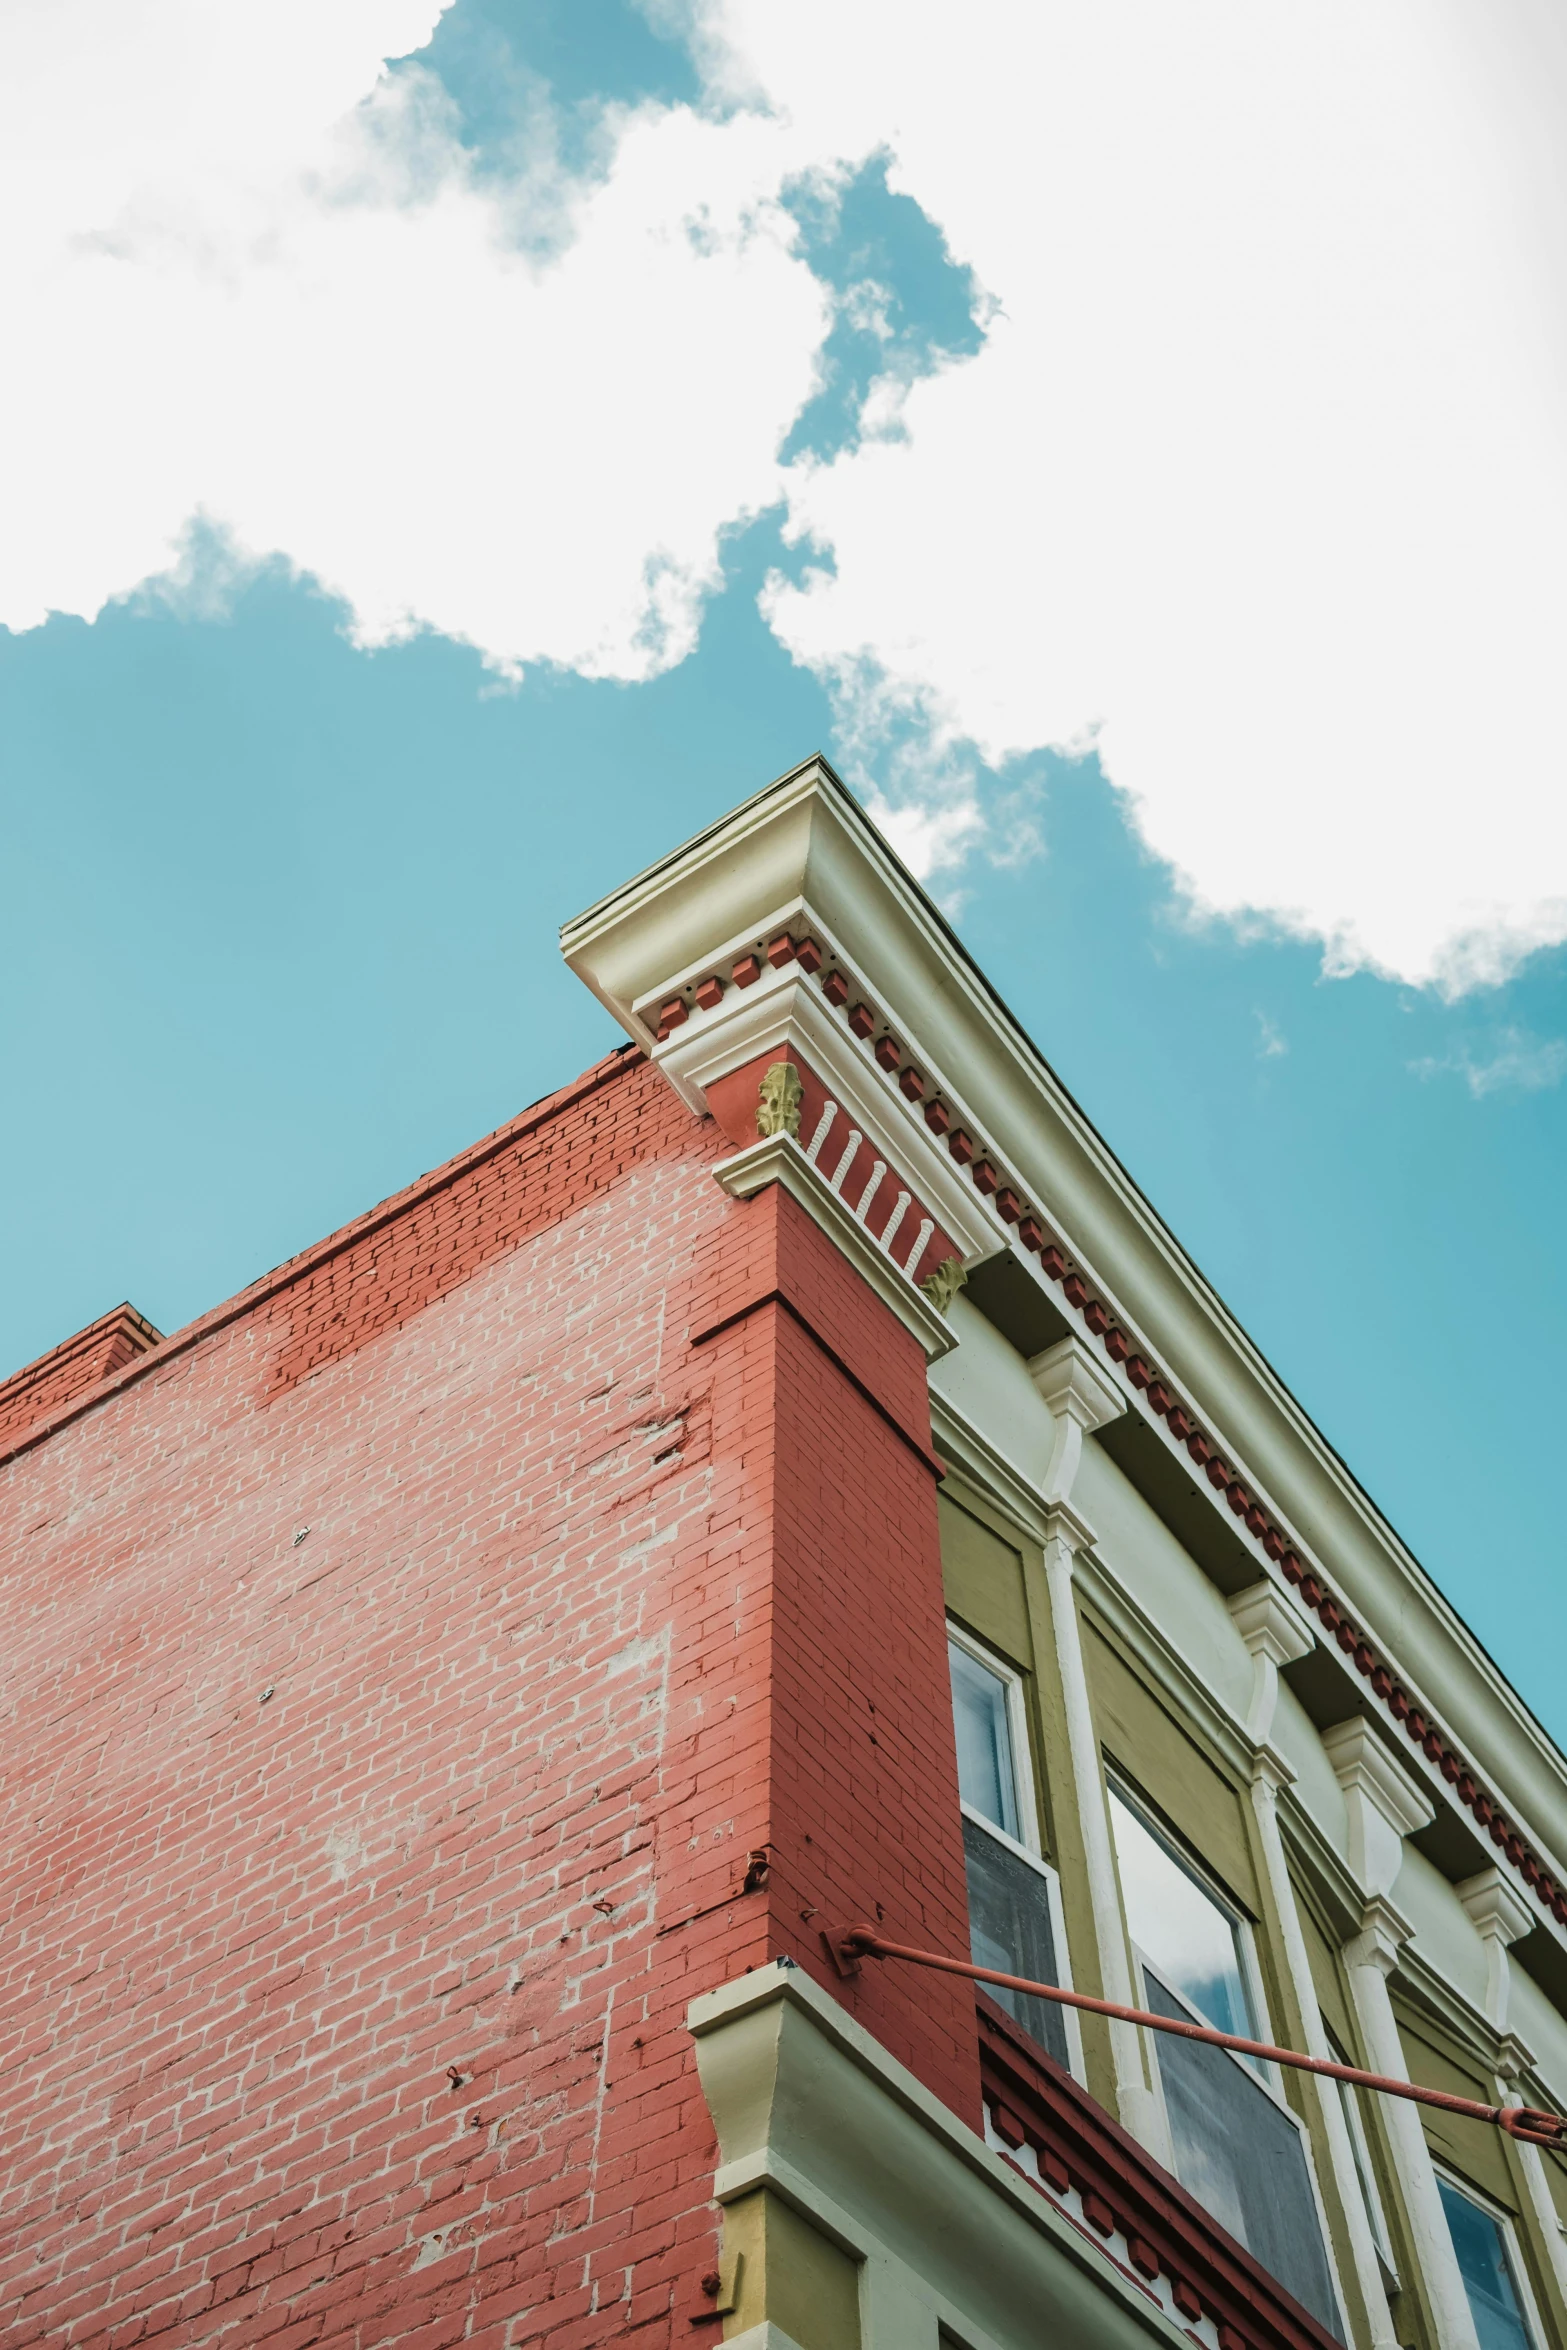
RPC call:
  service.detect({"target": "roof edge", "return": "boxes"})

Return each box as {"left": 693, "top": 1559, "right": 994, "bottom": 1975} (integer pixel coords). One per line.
{"left": 0, "top": 1046, "right": 639, "bottom": 1475}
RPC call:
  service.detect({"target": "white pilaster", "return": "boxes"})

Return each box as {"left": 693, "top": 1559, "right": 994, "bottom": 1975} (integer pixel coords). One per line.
{"left": 1457, "top": 1876, "right": 1567, "bottom": 2323}
{"left": 1028, "top": 1339, "right": 1169, "bottom": 2155}
{"left": 1326, "top": 1721, "right": 1479, "bottom": 2350}
{"left": 1230, "top": 1588, "right": 1396, "bottom": 2350}
{"left": 1494, "top": 2036, "right": 1567, "bottom": 2318}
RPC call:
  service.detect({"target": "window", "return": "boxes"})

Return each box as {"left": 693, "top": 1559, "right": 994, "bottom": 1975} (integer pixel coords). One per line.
{"left": 948, "top": 1630, "right": 1076, "bottom": 2074}
{"left": 951, "top": 1637, "right": 1022, "bottom": 1842}
{"left": 1438, "top": 2176, "right": 1538, "bottom": 2350}
{"left": 1109, "top": 1786, "right": 1253, "bottom": 2038}
{"left": 1108, "top": 1784, "right": 1341, "bottom": 2338}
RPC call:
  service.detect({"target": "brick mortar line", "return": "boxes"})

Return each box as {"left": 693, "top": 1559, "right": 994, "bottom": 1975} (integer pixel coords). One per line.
{"left": 0, "top": 1047, "right": 642, "bottom": 1473}
{"left": 690, "top": 1288, "right": 942, "bottom": 1479}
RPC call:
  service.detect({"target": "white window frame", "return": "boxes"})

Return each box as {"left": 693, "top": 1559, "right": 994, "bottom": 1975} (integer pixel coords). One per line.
{"left": 1434, "top": 2164, "right": 1547, "bottom": 2350}
{"left": 948, "top": 1620, "right": 1041, "bottom": 1850}
{"left": 1325, "top": 2031, "right": 1400, "bottom": 2290}
{"left": 1107, "top": 1775, "right": 1347, "bottom": 2334}
{"left": 948, "top": 1621, "right": 1085, "bottom": 2084}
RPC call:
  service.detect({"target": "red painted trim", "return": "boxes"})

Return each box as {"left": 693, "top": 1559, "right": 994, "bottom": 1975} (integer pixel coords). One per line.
{"left": 977, "top": 1998, "right": 1343, "bottom": 2350}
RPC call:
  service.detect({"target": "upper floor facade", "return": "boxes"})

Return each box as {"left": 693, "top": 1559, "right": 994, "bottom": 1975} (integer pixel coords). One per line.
{"left": 567, "top": 756, "right": 1567, "bottom": 2350}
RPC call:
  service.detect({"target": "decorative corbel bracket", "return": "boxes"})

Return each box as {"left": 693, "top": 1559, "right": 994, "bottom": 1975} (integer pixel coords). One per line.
{"left": 1029, "top": 1334, "right": 1126, "bottom": 1507}
{"left": 1457, "top": 1866, "right": 1536, "bottom": 2031}
{"left": 1229, "top": 1578, "right": 1316, "bottom": 1747}
{"left": 1324, "top": 1718, "right": 1435, "bottom": 1902}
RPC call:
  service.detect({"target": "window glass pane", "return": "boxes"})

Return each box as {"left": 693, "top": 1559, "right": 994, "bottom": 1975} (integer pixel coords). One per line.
{"left": 949, "top": 1640, "right": 1020, "bottom": 1839}
{"left": 1108, "top": 1788, "right": 1252, "bottom": 2038}
{"left": 1439, "top": 2180, "right": 1534, "bottom": 2350}
{"left": 962, "top": 1813, "right": 1069, "bottom": 2069}
{"left": 1143, "top": 1972, "right": 1342, "bottom": 2337}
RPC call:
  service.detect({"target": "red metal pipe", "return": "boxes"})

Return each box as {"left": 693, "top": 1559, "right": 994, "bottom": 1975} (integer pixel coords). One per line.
{"left": 826, "top": 1925, "right": 1564, "bottom": 2149}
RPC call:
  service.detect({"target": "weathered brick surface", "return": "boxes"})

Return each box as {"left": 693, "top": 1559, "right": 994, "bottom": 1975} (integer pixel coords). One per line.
{"left": 0, "top": 1305, "right": 162, "bottom": 1450}
{"left": 0, "top": 1048, "right": 977, "bottom": 2348}
{"left": 675, "top": 1184, "right": 978, "bottom": 2114}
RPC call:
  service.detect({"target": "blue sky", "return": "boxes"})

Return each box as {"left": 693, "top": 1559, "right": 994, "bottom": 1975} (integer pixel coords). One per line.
{"left": 3, "top": 0, "right": 1565, "bottom": 1739}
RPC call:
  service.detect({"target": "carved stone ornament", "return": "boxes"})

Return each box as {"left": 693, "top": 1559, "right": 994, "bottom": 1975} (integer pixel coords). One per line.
{"left": 921, "top": 1254, "right": 967, "bottom": 1315}
{"left": 755, "top": 1059, "right": 804, "bottom": 1139}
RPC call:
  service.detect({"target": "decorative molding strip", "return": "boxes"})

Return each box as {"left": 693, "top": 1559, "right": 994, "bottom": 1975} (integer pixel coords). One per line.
{"left": 979, "top": 1998, "right": 1343, "bottom": 2350}
{"left": 713, "top": 1131, "right": 957, "bottom": 1363}
{"left": 653, "top": 937, "right": 995, "bottom": 1269}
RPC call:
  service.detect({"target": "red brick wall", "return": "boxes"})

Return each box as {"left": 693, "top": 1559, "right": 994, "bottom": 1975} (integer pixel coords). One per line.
{"left": 0, "top": 1050, "right": 977, "bottom": 2349}
{"left": 0, "top": 1304, "right": 161, "bottom": 1450}
{"left": 663, "top": 1179, "right": 979, "bottom": 2117}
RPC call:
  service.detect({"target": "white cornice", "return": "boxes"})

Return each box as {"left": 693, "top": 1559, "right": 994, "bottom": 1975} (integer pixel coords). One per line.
{"left": 560, "top": 765, "right": 838, "bottom": 1029}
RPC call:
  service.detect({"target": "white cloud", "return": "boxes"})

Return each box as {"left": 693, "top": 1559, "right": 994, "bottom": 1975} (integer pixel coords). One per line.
{"left": 1411, "top": 1027, "right": 1567, "bottom": 1098}
{"left": 865, "top": 791, "right": 984, "bottom": 886}
{"left": 0, "top": 1, "right": 825, "bottom": 677}
{"left": 741, "top": 0, "right": 1567, "bottom": 993}
{"left": 6, "top": 2, "right": 1567, "bottom": 990}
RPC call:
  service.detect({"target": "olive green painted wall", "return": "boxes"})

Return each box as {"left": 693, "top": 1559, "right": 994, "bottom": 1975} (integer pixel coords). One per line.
{"left": 1083, "top": 1620, "right": 1258, "bottom": 1914}
{"left": 723, "top": 2188, "right": 862, "bottom": 2348}
{"left": 939, "top": 1490, "right": 1033, "bottom": 1674}
{"left": 1396, "top": 2009, "right": 1515, "bottom": 2208}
